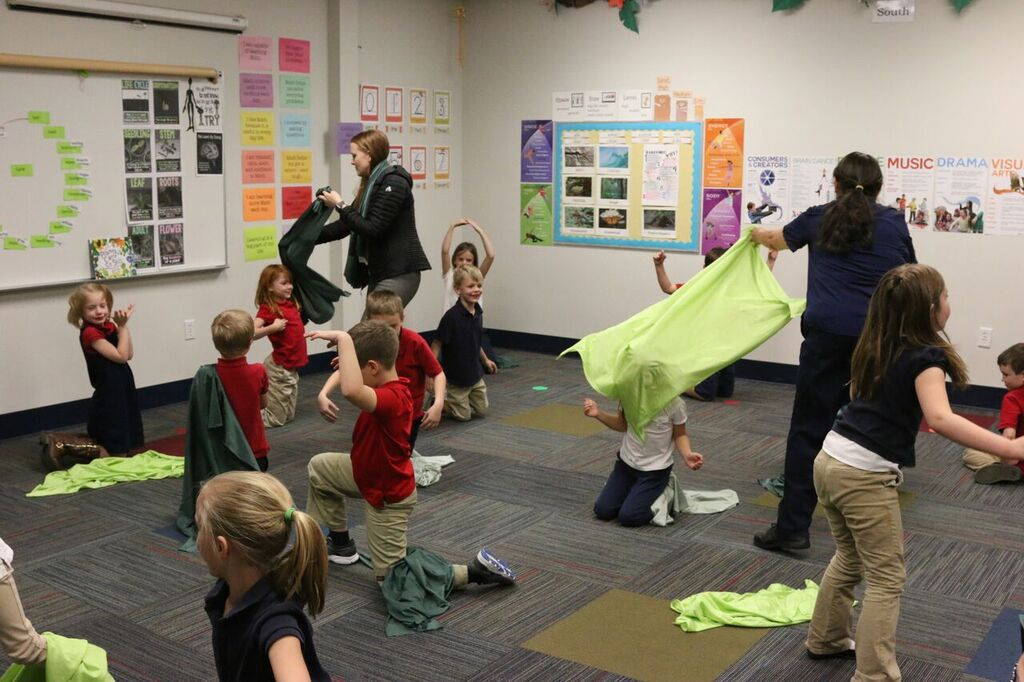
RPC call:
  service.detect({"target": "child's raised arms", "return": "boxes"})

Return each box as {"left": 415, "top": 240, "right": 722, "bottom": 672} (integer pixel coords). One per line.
{"left": 652, "top": 250, "right": 679, "bottom": 295}
{"left": 441, "top": 218, "right": 496, "bottom": 277}
{"left": 917, "top": 366, "right": 1024, "bottom": 463}
{"left": 306, "top": 330, "right": 377, "bottom": 413}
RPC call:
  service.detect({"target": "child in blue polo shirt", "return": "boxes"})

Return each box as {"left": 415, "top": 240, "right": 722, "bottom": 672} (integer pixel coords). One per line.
{"left": 432, "top": 265, "right": 496, "bottom": 421}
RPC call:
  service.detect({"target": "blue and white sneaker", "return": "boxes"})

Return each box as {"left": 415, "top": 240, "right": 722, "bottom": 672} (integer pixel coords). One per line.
{"left": 471, "top": 548, "right": 516, "bottom": 585}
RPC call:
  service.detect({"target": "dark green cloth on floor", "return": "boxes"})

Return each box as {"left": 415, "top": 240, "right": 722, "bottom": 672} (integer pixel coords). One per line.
{"left": 758, "top": 474, "right": 785, "bottom": 498}
{"left": 380, "top": 547, "right": 455, "bottom": 637}
{"left": 175, "top": 365, "right": 258, "bottom": 550}
{"left": 278, "top": 186, "right": 348, "bottom": 324}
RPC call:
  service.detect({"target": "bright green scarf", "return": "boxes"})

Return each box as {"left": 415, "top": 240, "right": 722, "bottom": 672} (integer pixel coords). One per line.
{"left": 562, "top": 228, "right": 805, "bottom": 439}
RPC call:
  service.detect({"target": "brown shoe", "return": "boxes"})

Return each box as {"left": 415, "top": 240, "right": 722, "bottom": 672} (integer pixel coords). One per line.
{"left": 40, "top": 432, "right": 109, "bottom": 471}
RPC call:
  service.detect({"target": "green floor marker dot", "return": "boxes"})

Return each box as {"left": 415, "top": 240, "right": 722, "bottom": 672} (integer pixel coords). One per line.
{"left": 532, "top": 386, "right": 549, "bottom": 391}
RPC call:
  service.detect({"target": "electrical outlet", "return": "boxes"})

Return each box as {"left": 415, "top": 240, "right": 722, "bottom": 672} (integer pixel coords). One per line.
{"left": 184, "top": 319, "right": 195, "bottom": 341}
{"left": 978, "top": 326, "right": 993, "bottom": 349}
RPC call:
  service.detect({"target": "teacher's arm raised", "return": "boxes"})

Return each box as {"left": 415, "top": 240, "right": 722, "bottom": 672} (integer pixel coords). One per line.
{"left": 315, "top": 189, "right": 352, "bottom": 244}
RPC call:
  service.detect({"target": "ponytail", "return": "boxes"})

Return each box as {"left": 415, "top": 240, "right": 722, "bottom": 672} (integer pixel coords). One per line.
{"left": 817, "top": 152, "right": 884, "bottom": 254}
{"left": 271, "top": 509, "right": 327, "bottom": 617}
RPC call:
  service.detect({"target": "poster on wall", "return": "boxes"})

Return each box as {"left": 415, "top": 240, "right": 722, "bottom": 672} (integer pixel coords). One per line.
{"left": 703, "top": 118, "right": 744, "bottom": 189}
{"left": 790, "top": 156, "right": 839, "bottom": 217}
{"left": 360, "top": 84, "right": 380, "bottom": 124}
{"left": 743, "top": 155, "right": 789, "bottom": 224}
{"left": 986, "top": 158, "right": 1024, "bottom": 235}
{"left": 933, "top": 156, "right": 987, "bottom": 232}
{"left": 409, "top": 146, "right": 427, "bottom": 182}
{"left": 701, "top": 189, "right": 742, "bottom": 254}
{"left": 881, "top": 156, "right": 935, "bottom": 230}
{"left": 520, "top": 183, "right": 553, "bottom": 245}
{"left": 385, "top": 86, "right": 403, "bottom": 132}
{"left": 409, "top": 88, "right": 428, "bottom": 129}
{"left": 193, "top": 82, "right": 223, "bottom": 132}
{"left": 433, "top": 90, "right": 451, "bottom": 130}
{"left": 121, "top": 79, "right": 150, "bottom": 124}
{"left": 521, "top": 120, "right": 553, "bottom": 183}
{"left": 152, "top": 81, "right": 179, "bottom": 125}
{"left": 553, "top": 121, "right": 703, "bottom": 251}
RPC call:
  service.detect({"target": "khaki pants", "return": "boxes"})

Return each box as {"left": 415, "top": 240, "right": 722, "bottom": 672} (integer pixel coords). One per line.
{"left": 808, "top": 452, "right": 905, "bottom": 682}
{"left": 0, "top": 567, "right": 47, "bottom": 665}
{"left": 262, "top": 355, "right": 298, "bottom": 427}
{"left": 444, "top": 378, "right": 488, "bottom": 422}
{"left": 306, "top": 452, "right": 469, "bottom": 586}
{"left": 963, "top": 448, "right": 1001, "bottom": 471}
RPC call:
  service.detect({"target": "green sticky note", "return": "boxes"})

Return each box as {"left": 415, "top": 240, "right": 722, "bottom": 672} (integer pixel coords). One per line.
{"left": 43, "top": 126, "right": 65, "bottom": 139}
{"left": 27, "top": 111, "right": 50, "bottom": 124}
{"left": 60, "top": 157, "right": 81, "bottom": 170}
{"left": 64, "top": 173, "right": 88, "bottom": 186}
{"left": 56, "top": 141, "right": 82, "bottom": 154}
{"left": 244, "top": 226, "right": 278, "bottom": 262}
{"left": 57, "top": 205, "right": 79, "bottom": 218}
{"left": 280, "top": 74, "right": 311, "bottom": 109}
{"left": 31, "top": 235, "right": 55, "bottom": 248}
{"left": 4, "top": 237, "right": 27, "bottom": 251}
{"left": 63, "top": 188, "right": 91, "bottom": 201}
{"left": 10, "top": 164, "right": 33, "bottom": 177}
{"left": 532, "top": 386, "right": 549, "bottom": 391}
{"left": 49, "top": 221, "right": 72, "bottom": 234}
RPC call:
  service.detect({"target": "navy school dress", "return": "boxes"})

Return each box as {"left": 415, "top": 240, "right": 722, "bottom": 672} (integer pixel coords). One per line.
{"left": 80, "top": 322, "right": 144, "bottom": 454}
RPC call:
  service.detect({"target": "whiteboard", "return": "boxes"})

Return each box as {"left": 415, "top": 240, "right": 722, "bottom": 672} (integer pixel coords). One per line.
{"left": 0, "top": 67, "right": 226, "bottom": 291}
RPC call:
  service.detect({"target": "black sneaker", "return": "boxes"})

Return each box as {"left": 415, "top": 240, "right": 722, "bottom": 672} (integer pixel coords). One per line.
{"left": 753, "top": 524, "right": 810, "bottom": 551}
{"left": 806, "top": 646, "right": 856, "bottom": 660}
{"left": 974, "top": 462, "right": 1022, "bottom": 485}
{"left": 469, "top": 548, "right": 516, "bottom": 586}
{"left": 326, "top": 537, "right": 359, "bottom": 565}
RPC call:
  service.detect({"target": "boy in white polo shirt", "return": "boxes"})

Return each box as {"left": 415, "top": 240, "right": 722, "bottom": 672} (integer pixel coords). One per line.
{"left": 583, "top": 396, "right": 704, "bottom": 526}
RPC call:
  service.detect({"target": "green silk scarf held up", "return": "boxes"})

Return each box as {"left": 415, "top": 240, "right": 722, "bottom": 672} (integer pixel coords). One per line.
{"left": 562, "top": 228, "right": 805, "bottom": 439}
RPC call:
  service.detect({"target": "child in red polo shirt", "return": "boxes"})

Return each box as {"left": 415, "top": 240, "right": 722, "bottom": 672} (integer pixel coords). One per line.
{"left": 253, "top": 265, "right": 308, "bottom": 427}
{"left": 211, "top": 310, "right": 270, "bottom": 471}
{"left": 320, "top": 290, "right": 446, "bottom": 453}
{"left": 306, "top": 321, "right": 515, "bottom": 589}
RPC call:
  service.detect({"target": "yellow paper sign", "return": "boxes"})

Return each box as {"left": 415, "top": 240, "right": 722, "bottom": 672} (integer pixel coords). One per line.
{"left": 242, "top": 188, "right": 276, "bottom": 221}
{"left": 243, "top": 226, "right": 278, "bottom": 261}
{"left": 241, "top": 112, "right": 275, "bottom": 146}
{"left": 280, "top": 150, "right": 312, "bottom": 184}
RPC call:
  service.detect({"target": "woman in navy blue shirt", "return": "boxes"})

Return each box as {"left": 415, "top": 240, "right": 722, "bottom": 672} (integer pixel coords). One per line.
{"left": 749, "top": 152, "right": 916, "bottom": 551}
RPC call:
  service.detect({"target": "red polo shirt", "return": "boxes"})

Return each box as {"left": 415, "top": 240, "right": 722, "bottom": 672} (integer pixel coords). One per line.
{"left": 215, "top": 356, "right": 270, "bottom": 459}
{"left": 256, "top": 300, "right": 307, "bottom": 370}
{"left": 395, "top": 327, "right": 442, "bottom": 420}
{"left": 351, "top": 378, "right": 415, "bottom": 508}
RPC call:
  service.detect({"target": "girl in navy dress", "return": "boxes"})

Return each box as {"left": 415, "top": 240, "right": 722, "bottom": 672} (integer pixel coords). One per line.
{"left": 197, "top": 471, "right": 330, "bottom": 682}
{"left": 806, "top": 264, "right": 1024, "bottom": 680}
{"left": 67, "top": 283, "right": 143, "bottom": 457}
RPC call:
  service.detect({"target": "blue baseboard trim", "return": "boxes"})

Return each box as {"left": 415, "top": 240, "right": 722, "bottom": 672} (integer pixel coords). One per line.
{"left": 2, "top": 333, "right": 1004, "bottom": 440}
{"left": 0, "top": 352, "right": 338, "bottom": 440}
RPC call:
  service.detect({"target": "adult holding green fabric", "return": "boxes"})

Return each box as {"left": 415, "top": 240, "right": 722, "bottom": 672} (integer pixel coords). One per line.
{"left": 316, "top": 130, "right": 431, "bottom": 306}
{"left": 750, "top": 152, "right": 916, "bottom": 552}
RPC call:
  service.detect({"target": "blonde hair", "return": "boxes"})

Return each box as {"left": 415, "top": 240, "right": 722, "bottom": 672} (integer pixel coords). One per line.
{"left": 350, "top": 129, "right": 390, "bottom": 208}
{"left": 452, "top": 264, "right": 483, "bottom": 288}
{"left": 197, "top": 471, "right": 326, "bottom": 616}
{"left": 211, "top": 310, "right": 254, "bottom": 357}
{"left": 365, "top": 289, "right": 404, "bottom": 318}
{"left": 349, "top": 319, "right": 398, "bottom": 369}
{"left": 254, "top": 264, "right": 296, "bottom": 317}
{"left": 850, "top": 264, "right": 968, "bottom": 400}
{"left": 67, "top": 283, "right": 112, "bottom": 327}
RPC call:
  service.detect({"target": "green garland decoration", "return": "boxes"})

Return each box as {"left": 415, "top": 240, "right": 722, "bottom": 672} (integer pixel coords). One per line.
{"left": 772, "top": 0, "right": 973, "bottom": 12}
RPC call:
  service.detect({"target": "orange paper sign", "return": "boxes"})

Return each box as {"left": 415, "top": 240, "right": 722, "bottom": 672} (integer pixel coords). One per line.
{"left": 243, "top": 187, "right": 276, "bottom": 221}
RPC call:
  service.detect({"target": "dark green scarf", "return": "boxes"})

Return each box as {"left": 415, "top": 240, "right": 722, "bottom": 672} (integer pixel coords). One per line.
{"left": 345, "top": 160, "right": 391, "bottom": 288}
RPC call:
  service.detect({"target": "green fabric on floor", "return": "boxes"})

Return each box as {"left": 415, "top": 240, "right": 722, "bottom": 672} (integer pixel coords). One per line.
{"left": 0, "top": 632, "right": 113, "bottom": 682}
{"left": 758, "top": 474, "right": 786, "bottom": 498}
{"left": 380, "top": 547, "right": 455, "bottom": 636}
{"left": 562, "top": 229, "right": 804, "bottom": 439}
{"left": 26, "top": 451, "right": 183, "bottom": 498}
{"left": 671, "top": 579, "right": 819, "bottom": 632}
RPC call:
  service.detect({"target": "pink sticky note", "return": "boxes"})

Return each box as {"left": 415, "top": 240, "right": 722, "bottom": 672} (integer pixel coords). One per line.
{"left": 240, "top": 73, "right": 273, "bottom": 108}
{"left": 282, "top": 186, "right": 312, "bottom": 219}
{"left": 279, "top": 38, "right": 310, "bottom": 73}
{"left": 239, "top": 36, "right": 272, "bottom": 71}
{"left": 241, "top": 150, "right": 275, "bottom": 184}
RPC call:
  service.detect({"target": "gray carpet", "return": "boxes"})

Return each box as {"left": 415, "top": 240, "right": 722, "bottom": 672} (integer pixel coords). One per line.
{"left": 0, "top": 349, "right": 1016, "bottom": 681}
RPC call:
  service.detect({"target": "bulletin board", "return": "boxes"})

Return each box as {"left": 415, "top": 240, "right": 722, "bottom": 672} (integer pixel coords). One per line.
{"left": 553, "top": 121, "right": 703, "bottom": 252}
{"left": 0, "top": 67, "right": 227, "bottom": 291}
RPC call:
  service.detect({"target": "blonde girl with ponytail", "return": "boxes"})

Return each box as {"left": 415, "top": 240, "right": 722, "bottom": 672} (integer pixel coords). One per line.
{"left": 196, "top": 471, "right": 330, "bottom": 682}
